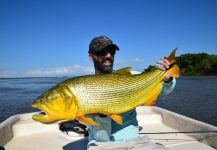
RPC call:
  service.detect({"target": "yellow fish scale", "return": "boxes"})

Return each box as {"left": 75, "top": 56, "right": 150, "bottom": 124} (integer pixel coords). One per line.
{"left": 64, "top": 69, "right": 165, "bottom": 115}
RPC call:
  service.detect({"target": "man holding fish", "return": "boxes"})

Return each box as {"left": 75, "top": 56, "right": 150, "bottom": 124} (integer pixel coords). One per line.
{"left": 87, "top": 35, "right": 176, "bottom": 150}
{"left": 32, "top": 35, "right": 179, "bottom": 149}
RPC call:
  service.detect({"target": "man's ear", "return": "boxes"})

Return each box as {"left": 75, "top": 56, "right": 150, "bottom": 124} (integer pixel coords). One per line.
{"left": 89, "top": 54, "right": 94, "bottom": 62}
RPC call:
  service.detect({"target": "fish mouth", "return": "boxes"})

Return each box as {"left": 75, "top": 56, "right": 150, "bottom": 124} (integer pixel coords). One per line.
{"left": 32, "top": 104, "right": 51, "bottom": 123}
{"left": 33, "top": 111, "right": 47, "bottom": 117}
{"left": 32, "top": 103, "right": 61, "bottom": 123}
{"left": 32, "top": 103, "right": 47, "bottom": 115}
{"left": 32, "top": 111, "right": 54, "bottom": 123}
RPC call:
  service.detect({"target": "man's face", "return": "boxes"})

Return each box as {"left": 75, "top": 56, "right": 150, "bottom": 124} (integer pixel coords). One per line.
{"left": 89, "top": 49, "right": 116, "bottom": 74}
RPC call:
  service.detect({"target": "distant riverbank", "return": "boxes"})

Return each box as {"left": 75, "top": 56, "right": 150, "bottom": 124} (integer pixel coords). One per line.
{"left": 144, "top": 52, "right": 217, "bottom": 76}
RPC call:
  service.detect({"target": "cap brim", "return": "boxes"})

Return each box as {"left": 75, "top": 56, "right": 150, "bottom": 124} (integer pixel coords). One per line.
{"left": 103, "top": 44, "right": 119, "bottom": 51}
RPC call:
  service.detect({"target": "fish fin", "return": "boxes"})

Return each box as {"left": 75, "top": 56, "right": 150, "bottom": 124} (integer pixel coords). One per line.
{"left": 165, "top": 48, "right": 180, "bottom": 77}
{"left": 77, "top": 116, "right": 99, "bottom": 126}
{"left": 166, "top": 48, "right": 177, "bottom": 64}
{"left": 109, "top": 114, "right": 123, "bottom": 124}
{"left": 144, "top": 100, "right": 157, "bottom": 106}
{"left": 113, "top": 67, "right": 132, "bottom": 75}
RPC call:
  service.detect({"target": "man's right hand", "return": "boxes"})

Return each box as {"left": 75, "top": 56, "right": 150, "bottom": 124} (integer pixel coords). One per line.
{"left": 155, "top": 58, "right": 173, "bottom": 83}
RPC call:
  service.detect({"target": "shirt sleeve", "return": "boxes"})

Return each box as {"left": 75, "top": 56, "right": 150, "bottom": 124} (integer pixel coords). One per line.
{"left": 161, "top": 77, "right": 176, "bottom": 95}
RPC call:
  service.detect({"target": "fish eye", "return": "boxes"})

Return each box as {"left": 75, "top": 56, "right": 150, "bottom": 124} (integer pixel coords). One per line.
{"left": 40, "top": 99, "right": 44, "bottom": 104}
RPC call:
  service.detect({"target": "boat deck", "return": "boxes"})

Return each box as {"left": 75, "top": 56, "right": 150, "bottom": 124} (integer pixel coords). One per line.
{"left": 0, "top": 106, "right": 216, "bottom": 150}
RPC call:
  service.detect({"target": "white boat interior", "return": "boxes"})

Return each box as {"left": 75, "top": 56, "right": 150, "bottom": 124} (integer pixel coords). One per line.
{"left": 0, "top": 106, "right": 216, "bottom": 150}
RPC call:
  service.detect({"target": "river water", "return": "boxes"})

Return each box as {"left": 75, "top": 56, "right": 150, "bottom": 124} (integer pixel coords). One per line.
{"left": 0, "top": 76, "right": 216, "bottom": 126}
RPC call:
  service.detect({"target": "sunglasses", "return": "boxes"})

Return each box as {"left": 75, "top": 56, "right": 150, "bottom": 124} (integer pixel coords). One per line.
{"left": 91, "top": 49, "right": 116, "bottom": 56}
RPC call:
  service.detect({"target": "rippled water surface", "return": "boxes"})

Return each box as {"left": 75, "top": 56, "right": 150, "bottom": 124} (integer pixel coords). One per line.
{"left": 157, "top": 76, "right": 217, "bottom": 126}
{"left": 0, "top": 76, "right": 216, "bottom": 126}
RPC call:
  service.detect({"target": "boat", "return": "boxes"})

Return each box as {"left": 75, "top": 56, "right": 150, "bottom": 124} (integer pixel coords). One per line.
{"left": 0, "top": 106, "right": 216, "bottom": 150}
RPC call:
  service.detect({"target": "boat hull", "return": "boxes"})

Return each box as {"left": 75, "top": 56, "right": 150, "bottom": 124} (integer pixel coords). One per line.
{"left": 0, "top": 106, "right": 216, "bottom": 150}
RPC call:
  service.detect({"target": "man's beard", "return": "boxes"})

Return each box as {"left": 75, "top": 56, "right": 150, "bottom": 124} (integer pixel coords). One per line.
{"left": 94, "top": 58, "right": 114, "bottom": 74}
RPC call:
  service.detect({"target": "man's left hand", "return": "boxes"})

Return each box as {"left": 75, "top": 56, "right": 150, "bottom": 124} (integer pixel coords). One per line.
{"left": 155, "top": 58, "right": 173, "bottom": 83}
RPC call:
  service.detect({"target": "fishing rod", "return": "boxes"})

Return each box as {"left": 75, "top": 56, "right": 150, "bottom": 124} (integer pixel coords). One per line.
{"left": 140, "top": 130, "right": 217, "bottom": 134}
{"left": 141, "top": 131, "right": 217, "bottom": 143}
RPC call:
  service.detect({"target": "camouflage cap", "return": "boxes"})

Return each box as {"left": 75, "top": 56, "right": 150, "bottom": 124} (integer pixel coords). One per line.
{"left": 89, "top": 36, "right": 119, "bottom": 54}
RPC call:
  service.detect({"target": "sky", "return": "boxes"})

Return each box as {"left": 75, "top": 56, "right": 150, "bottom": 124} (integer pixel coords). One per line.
{"left": 1, "top": 0, "right": 217, "bottom": 78}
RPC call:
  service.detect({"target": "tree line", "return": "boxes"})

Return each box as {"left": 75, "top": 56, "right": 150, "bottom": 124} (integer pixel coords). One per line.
{"left": 144, "top": 52, "right": 217, "bottom": 76}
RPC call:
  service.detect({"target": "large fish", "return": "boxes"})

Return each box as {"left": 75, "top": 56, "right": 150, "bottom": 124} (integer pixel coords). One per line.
{"left": 32, "top": 49, "right": 180, "bottom": 125}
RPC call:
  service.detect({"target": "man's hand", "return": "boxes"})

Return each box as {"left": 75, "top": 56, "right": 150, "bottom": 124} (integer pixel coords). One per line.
{"left": 155, "top": 58, "right": 173, "bottom": 83}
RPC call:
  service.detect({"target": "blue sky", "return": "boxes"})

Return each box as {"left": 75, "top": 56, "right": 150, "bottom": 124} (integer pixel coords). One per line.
{"left": 1, "top": 0, "right": 217, "bottom": 77}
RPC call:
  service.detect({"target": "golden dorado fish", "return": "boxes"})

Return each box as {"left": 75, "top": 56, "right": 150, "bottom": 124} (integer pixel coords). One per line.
{"left": 32, "top": 49, "right": 180, "bottom": 125}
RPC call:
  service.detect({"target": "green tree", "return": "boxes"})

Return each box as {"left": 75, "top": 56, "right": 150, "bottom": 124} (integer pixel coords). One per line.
{"left": 144, "top": 52, "right": 217, "bottom": 76}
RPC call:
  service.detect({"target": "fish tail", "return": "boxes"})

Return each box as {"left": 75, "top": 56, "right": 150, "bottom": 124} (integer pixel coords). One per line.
{"left": 166, "top": 48, "right": 177, "bottom": 64}
{"left": 166, "top": 48, "right": 180, "bottom": 77}
{"left": 144, "top": 49, "right": 180, "bottom": 106}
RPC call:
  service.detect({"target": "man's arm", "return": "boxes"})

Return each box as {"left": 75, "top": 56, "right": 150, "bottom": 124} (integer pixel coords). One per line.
{"left": 162, "top": 77, "right": 176, "bottom": 95}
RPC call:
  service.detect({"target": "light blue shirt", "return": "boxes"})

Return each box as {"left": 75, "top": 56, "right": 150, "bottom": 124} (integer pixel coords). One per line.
{"left": 87, "top": 77, "right": 176, "bottom": 145}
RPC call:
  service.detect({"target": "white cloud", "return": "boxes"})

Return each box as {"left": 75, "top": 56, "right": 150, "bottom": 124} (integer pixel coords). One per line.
{"left": 0, "top": 70, "right": 16, "bottom": 78}
{"left": 0, "top": 65, "right": 94, "bottom": 78}
{"left": 115, "top": 60, "right": 125, "bottom": 65}
{"left": 131, "top": 70, "right": 142, "bottom": 74}
{"left": 132, "top": 58, "right": 142, "bottom": 63}
{"left": 0, "top": 58, "right": 144, "bottom": 78}
{"left": 116, "top": 58, "right": 143, "bottom": 65}
{"left": 25, "top": 65, "right": 94, "bottom": 77}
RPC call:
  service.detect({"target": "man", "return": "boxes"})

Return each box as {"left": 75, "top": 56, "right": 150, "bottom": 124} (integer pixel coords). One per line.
{"left": 87, "top": 36, "right": 176, "bottom": 150}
